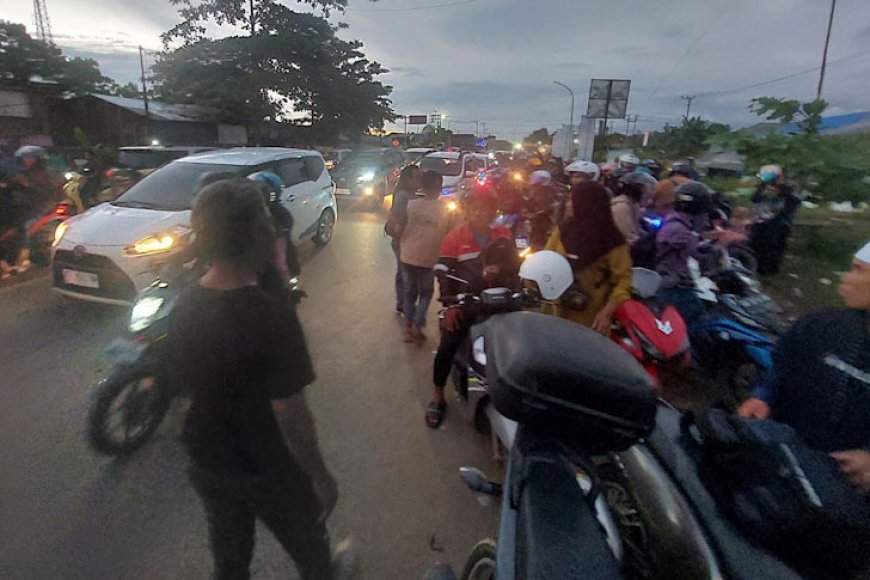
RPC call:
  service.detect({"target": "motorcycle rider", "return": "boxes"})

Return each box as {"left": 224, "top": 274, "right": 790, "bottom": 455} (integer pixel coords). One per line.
{"left": 617, "top": 153, "right": 640, "bottom": 174}
{"left": 559, "top": 160, "right": 600, "bottom": 221}
{"left": 611, "top": 172, "right": 657, "bottom": 246}
{"left": 653, "top": 161, "right": 694, "bottom": 215}
{"left": 7, "top": 146, "right": 61, "bottom": 272}
{"left": 544, "top": 180, "right": 632, "bottom": 334}
{"left": 748, "top": 164, "right": 801, "bottom": 275}
{"left": 739, "top": 240, "right": 870, "bottom": 493}
{"left": 248, "top": 171, "right": 302, "bottom": 280}
{"left": 655, "top": 181, "right": 711, "bottom": 323}
{"left": 427, "top": 186, "right": 512, "bottom": 429}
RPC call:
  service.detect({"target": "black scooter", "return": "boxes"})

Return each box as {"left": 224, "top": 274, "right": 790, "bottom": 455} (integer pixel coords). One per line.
{"left": 428, "top": 311, "right": 659, "bottom": 579}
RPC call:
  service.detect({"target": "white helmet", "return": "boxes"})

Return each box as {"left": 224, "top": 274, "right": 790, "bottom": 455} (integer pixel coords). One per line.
{"left": 529, "top": 170, "right": 552, "bottom": 186}
{"left": 519, "top": 250, "right": 574, "bottom": 300}
{"left": 564, "top": 160, "right": 600, "bottom": 181}
{"left": 618, "top": 153, "right": 640, "bottom": 168}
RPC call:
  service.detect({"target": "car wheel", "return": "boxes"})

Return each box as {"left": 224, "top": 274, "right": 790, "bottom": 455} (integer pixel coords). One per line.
{"left": 313, "top": 208, "right": 335, "bottom": 246}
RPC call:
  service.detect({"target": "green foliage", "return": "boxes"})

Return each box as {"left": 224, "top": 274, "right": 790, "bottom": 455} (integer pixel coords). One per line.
{"left": 647, "top": 116, "right": 730, "bottom": 159}
{"left": 749, "top": 97, "right": 827, "bottom": 134}
{"left": 162, "top": 0, "right": 351, "bottom": 44}
{"left": 73, "top": 127, "right": 116, "bottom": 165}
{"left": 111, "top": 82, "right": 144, "bottom": 98}
{"left": 0, "top": 20, "right": 119, "bottom": 96}
{"left": 155, "top": 2, "right": 393, "bottom": 144}
{"left": 523, "top": 128, "right": 551, "bottom": 146}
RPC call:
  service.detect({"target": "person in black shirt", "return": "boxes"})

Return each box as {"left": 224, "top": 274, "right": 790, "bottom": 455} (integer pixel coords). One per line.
{"left": 169, "top": 178, "right": 345, "bottom": 579}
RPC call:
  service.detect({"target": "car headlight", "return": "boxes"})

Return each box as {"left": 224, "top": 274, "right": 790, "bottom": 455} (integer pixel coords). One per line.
{"left": 129, "top": 296, "right": 165, "bottom": 333}
{"left": 363, "top": 186, "right": 375, "bottom": 196}
{"left": 446, "top": 200, "right": 458, "bottom": 212}
{"left": 357, "top": 171, "right": 375, "bottom": 182}
{"left": 124, "top": 227, "right": 187, "bottom": 257}
{"left": 53, "top": 221, "right": 69, "bottom": 246}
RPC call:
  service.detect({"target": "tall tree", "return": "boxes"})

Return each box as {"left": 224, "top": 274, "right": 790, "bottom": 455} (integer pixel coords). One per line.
{"left": 523, "top": 128, "right": 551, "bottom": 146}
{"left": 154, "top": 3, "right": 394, "bottom": 143}
{"left": 651, "top": 116, "right": 730, "bottom": 159}
{"left": 0, "top": 20, "right": 118, "bottom": 96}
{"left": 749, "top": 97, "right": 827, "bottom": 135}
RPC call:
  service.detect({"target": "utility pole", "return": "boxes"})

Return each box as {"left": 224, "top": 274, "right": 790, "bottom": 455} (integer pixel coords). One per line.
{"left": 681, "top": 95, "right": 695, "bottom": 120}
{"left": 553, "top": 81, "right": 575, "bottom": 156}
{"left": 139, "top": 46, "right": 150, "bottom": 142}
{"left": 249, "top": 0, "right": 256, "bottom": 35}
{"left": 32, "top": 0, "right": 53, "bottom": 44}
{"left": 817, "top": 0, "right": 837, "bottom": 100}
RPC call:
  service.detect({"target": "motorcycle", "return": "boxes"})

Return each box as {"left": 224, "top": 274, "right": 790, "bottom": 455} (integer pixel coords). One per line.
{"left": 87, "top": 247, "right": 304, "bottom": 456}
{"left": 611, "top": 267, "right": 691, "bottom": 390}
{"left": 428, "top": 312, "right": 659, "bottom": 579}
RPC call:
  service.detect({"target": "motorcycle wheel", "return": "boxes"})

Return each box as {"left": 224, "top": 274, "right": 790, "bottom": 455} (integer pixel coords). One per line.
{"left": 87, "top": 365, "right": 171, "bottom": 456}
{"left": 460, "top": 538, "right": 497, "bottom": 580}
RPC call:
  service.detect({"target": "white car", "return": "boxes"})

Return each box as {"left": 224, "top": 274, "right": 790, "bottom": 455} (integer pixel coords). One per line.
{"left": 418, "top": 152, "right": 492, "bottom": 197}
{"left": 52, "top": 148, "right": 337, "bottom": 305}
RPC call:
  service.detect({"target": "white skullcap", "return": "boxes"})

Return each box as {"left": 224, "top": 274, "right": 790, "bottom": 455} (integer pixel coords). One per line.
{"left": 856, "top": 241, "right": 870, "bottom": 264}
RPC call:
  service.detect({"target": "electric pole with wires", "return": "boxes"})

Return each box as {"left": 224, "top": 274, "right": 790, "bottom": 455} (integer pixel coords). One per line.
{"left": 817, "top": 0, "right": 837, "bottom": 100}
{"left": 681, "top": 95, "right": 695, "bottom": 120}
{"left": 32, "top": 0, "right": 53, "bottom": 43}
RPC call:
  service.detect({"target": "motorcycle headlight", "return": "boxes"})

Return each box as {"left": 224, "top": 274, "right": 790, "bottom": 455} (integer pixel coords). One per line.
{"left": 124, "top": 227, "right": 187, "bottom": 257}
{"left": 472, "top": 336, "right": 487, "bottom": 366}
{"left": 129, "top": 296, "right": 165, "bottom": 333}
{"left": 52, "top": 221, "right": 69, "bottom": 246}
{"left": 357, "top": 171, "right": 375, "bottom": 183}
{"left": 446, "top": 200, "right": 458, "bottom": 212}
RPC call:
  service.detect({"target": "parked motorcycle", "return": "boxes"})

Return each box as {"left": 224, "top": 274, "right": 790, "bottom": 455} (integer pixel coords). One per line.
{"left": 428, "top": 312, "right": 659, "bottom": 579}
{"left": 612, "top": 268, "right": 691, "bottom": 389}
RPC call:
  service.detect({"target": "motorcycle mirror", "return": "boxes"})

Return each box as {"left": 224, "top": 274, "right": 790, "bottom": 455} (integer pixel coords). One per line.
{"left": 459, "top": 467, "right": 489, "bottom": 492}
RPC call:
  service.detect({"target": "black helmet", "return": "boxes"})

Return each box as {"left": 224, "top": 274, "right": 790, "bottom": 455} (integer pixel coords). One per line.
{"left": 674, "top": 182, "right": 712, "bottom": 216}
{"left": 670, "top": 161, "right": 693, "bottom": 177}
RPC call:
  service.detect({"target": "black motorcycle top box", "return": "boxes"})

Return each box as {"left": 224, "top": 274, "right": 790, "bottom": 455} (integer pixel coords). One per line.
{"left": 484, "top": 312, "right": 657, "bottom": 453}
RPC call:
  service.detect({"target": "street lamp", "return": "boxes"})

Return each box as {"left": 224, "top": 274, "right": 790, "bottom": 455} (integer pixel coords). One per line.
{"left": 553, "top": 81, "right": 575, "bottom": 156}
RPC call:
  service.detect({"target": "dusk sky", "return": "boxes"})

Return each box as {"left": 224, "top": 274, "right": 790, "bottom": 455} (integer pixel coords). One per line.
{"left": 6, "top": 0, "right": 870, "bottom": 142}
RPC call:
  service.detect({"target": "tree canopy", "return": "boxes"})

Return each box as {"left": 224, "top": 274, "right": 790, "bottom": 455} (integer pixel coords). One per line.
{"left": 523, "top": 128, "right": 551, "bottom": 146}
{"left": 646, "top": 116, "right": 730, "bottom": 159}
{"left": 154, "top": 1, "right": 394, "bottom": 144}
{"left": 0, "top": 20, "right": 133, "bottom": 97}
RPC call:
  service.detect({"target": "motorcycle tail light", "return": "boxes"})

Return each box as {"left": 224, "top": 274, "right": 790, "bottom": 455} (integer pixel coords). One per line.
{"left": 55, "top": 205, "right": 69, "bottom": 216}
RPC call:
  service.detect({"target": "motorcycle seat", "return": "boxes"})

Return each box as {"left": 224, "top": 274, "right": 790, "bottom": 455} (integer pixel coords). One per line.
{"left": 646, "top": 403, "right": 802, "bottom": 579}
{"left": 484, "top": 311, "right": 657, "bottom": 453}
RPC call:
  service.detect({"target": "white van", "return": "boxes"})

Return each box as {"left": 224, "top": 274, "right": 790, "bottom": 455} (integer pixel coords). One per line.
{"left": 52, "top": 148, "right": 337, "bottom": 305}
{"left": 418, "top": 152, "right": 491, "bottom": 197}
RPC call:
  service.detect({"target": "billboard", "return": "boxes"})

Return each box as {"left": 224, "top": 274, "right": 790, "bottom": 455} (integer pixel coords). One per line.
{"left": 586, "top": 79, "right": 631, "bottom": 119}
{"left": 408, "top": 115, "right": 428, "bottom": 125}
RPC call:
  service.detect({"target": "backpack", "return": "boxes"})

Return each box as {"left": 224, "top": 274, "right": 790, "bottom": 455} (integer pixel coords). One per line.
{"left": 681, "top": 408, "right": 870, "bottom": 577}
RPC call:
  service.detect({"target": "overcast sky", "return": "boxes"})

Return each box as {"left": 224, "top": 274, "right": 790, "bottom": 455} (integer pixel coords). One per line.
{"left": 6, "top": 0, "right": 870, "bottom": 141}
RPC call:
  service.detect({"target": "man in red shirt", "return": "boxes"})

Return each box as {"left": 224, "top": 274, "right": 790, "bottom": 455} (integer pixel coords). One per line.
{"left": 427, "top": 187, "right": 511, "bottom": 428}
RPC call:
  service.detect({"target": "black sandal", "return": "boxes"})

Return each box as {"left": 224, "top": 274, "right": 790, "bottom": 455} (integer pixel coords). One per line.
{"left": 425, "top": 400, "right": 446, "bottom": 429}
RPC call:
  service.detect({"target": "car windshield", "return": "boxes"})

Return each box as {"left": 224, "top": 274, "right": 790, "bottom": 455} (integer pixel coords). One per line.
{"left": 419, "top": 156, "right": 462, "bottom": 177}
{"left": 112, "top": 162, "right": 245, "bottom": 211}
{"left": 118, "top": 150, "right": 191, "bottom": 170}
{"left": 339, "top": 152, "right": 385, "bottom": 168}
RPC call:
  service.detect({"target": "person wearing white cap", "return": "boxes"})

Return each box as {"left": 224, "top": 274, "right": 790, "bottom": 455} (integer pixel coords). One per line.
{"left": 739, "top": 240, "right": 870, "bottom": 492}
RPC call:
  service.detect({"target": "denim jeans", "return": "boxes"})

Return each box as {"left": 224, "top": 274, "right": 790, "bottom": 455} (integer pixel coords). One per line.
{"left": 401, "top": 263, "right": 435, "bottom": 327}
{"left": 392, "top": 242, "right": 403, "bottom": 311}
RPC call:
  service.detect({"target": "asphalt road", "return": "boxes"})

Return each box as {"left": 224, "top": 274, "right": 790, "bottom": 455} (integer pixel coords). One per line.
{"left": 0, "top": 205, "right": 499, "bottom": 579}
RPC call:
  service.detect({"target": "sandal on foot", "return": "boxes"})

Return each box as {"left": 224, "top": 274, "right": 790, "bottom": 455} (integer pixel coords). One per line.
{"left": 426, "top": 400, "right": 446, "bottom": 429}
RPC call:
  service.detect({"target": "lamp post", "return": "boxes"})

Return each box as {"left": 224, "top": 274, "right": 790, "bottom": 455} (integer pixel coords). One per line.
{"left": 553, "top": 81, "right": 575, "bottom": 157}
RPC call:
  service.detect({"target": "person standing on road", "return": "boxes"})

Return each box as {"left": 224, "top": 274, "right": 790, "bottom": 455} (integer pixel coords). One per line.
{"left": 749, "top": 164, "right": 801, "bottom": 275}
{"left": 427, "top": 187, "right": 511, "bottom": 428}
{"left": 386, "top": 165, "right": 423, "bottom": 314}
{"left": 168, "top": 179, "right": 351, "bottom": 580}
{"left": 544, "top": 181, "right": 632, "bottom": 334}
{"left": 399, "top": 171, "right": 451, "bottom": 342}
{"left": 739, "top": 240, "right": 870, "bottom": 492}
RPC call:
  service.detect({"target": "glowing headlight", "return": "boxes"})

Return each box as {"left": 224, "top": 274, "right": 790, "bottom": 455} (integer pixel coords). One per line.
{"left": 124, "top": 231, "right": 180, "bottom": 256}
{"left": 472, "top": 336, "right": 487, "bottom": 366}
{"left": 357, "top": 171, "right": 375, "bottom": 182}
{"left": 447, "top": 200, "right": 458, "bottom": 212}
{"left": 53, "top": 221, "right": 69, "bottom": 246}
{"left": 363, "top": 186, "right": 375, "bottom": 196}
{"left": 512, "top": 172, "right": 524, "bottom": 182}
{"left": 129, "top": 296, "right": 165, "bottom": 333}
{"left": 64, "top": 172, "right": 75, "bottom": 181}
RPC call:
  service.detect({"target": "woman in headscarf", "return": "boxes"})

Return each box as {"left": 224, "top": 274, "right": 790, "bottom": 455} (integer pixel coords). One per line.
{"left": 544, "top": 181, "right": 632, "bottom": 333}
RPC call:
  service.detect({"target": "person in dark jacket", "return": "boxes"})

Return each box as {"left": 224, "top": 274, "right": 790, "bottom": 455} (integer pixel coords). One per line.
{"left": 387, "top": 165, "right": 423, "bottom": 313}
{"left": 739, "top": 241, "right": 870, "bottom": 493}
{"left": 168, "top": 178, "right": 351, "bottom": 579}
{"left": 748, "top": 164, "right": 801, "bottom": 275}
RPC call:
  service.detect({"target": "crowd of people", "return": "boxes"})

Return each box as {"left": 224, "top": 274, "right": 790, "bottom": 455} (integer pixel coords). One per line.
{"left": 383, "top": 150, "right": 870, "bottom": 500}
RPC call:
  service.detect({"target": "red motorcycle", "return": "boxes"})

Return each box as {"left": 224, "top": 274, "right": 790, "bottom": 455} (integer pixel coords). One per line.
{"left": 611, "top": 268, "right": 690, "bottom": 389}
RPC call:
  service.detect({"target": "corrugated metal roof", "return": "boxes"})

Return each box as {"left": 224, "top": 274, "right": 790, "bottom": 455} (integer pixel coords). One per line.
{"left": 88, "top": 94, "right": 220, "bottom": 123}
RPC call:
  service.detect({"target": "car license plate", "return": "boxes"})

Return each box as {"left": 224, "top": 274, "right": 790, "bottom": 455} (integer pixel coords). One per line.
{"left": 335, "top": 188, "right": 351, "bottom": 196}
{"left": 62, "top": 269, "right": 100, "bottom": 289}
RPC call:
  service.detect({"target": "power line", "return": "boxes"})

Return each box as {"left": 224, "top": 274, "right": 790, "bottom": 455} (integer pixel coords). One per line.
{"left": 346, "top": 0, "right": 481, "bottom": 12}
